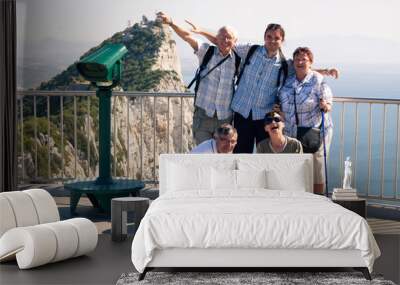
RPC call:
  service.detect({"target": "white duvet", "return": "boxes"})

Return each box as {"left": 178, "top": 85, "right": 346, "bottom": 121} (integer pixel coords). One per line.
{"left": 131, "top": 190, "right": 380, "bottom": 273}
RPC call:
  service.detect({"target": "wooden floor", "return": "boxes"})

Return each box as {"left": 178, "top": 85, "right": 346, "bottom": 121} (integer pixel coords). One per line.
{"left": 0, "top": 185, "right": 399, "bottom": 285}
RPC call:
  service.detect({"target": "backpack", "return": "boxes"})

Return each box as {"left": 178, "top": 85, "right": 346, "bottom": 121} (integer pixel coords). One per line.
{"left": 188, "top": 46, "right": 241, "bottom": 95}
{"left": 235, "top": 45, "right": 288, "bottom": 88}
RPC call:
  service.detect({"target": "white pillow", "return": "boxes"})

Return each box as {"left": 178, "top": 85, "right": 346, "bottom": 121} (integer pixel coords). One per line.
{"left": 266, "top": 164, "right": 307, "bottom": 191}
{"left": 236, "top": 169, "right": 267, "bottom": 189}
{"left": 237, "top": 157, "right": 309, "bottom": 191}
{"left": 212, "top": 168, "right": 237, "bottom": 190}
{"left": 167, "top": 162, "right": 212, "bottom": 191}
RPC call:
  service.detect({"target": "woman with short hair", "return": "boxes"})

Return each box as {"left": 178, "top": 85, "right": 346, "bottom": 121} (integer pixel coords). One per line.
{"left": 278, "top": 47, "right": 333, "bottom": 195}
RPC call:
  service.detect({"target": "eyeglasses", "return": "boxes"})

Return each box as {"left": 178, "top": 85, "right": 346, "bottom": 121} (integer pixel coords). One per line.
{"left": 265, "top": 117, "right": 281, "bottom": 125}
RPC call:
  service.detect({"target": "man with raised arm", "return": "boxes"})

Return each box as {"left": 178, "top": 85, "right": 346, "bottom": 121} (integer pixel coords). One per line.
{"left": 157, "top": 12, "right": 240, "bottom": 145}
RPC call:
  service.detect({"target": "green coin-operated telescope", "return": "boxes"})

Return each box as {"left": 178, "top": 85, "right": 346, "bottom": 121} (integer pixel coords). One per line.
{"left": 77, "top": 43, "right": 128, "bottom": 86}
{"left": 77, "top": 43, "right": 127, "bottom": 185}
{"left": 65, "top": 43, "right": 144, "bottom": 214}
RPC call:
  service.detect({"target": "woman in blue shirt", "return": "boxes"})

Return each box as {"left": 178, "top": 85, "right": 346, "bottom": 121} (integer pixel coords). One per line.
{"left": 278, "top": 47, "right": 333, "bottom": 195}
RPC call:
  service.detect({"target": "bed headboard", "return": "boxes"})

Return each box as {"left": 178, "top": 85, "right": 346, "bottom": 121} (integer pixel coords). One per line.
{"left": 159, "top": 154, "right": 314, "bottom": 195}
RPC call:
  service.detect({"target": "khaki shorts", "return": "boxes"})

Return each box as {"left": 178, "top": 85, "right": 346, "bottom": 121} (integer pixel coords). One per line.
{"left": 313, "top": 128, "right": 333, "bottom": 184}
{"left": 193, "top": 106, "right": 232, "bottom": 145}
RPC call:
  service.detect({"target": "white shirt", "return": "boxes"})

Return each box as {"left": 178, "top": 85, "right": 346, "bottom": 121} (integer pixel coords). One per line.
{"left": 190, "top": 139, "right": 217, "bottom": 154}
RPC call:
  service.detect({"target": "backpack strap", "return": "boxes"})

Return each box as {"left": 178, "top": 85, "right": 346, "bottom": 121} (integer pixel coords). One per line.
{"left": 232, "top": 50, "right": 241, "bottom": 77}
{"left": 277, "top": 48, "right": 288, "bottom": 88}
{"left": 235, "top": 45, "right": 259, "bottom": 86}
{"left": 187, "top": 46, "right": 216, "bottom": 92}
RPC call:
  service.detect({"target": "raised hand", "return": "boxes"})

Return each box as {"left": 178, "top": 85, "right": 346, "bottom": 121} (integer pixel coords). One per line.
{"left": 156, "top": 12, "right": 172, "bottom": 25}
{"left": 185, "top": 19, "right": 201, "bottom": 34}
{"left": 156, "top": 12, "right": 199, "bottom": 51}
{"left": 328, "top": 68, "right": 339, "bottom": 79}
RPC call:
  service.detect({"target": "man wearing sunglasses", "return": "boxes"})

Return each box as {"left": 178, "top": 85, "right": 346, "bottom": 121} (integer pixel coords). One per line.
{"left": 257, "top": 112, "right": 302, "bottom": 154}
{"left": 190, "top": 123, "right": 237, "bottom": 154}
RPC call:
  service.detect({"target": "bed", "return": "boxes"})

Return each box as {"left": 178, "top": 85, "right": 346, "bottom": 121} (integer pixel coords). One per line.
{"left": 131, "top": 154, "right": 380, "bottom": 280}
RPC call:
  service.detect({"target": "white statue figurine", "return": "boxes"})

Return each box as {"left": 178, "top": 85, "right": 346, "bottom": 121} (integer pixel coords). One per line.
{"left": 342, "top": 157, "right": 352, "bottom": 189}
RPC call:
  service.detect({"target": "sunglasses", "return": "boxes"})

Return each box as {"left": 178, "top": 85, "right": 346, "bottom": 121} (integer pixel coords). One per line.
{"left": 265, "top": 117, "right": 281, "bottom": 125}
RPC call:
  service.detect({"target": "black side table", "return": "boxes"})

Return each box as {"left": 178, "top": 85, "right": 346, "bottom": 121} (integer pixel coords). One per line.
{"left": 111, "top": 197, "right": 150, "bottom": 242}
{"left": 332, "top": 198, "right": 366, "bottom": 218}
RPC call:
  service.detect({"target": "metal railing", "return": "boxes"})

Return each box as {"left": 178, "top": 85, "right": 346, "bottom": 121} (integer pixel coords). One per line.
{"left": 330, "top": 97, "right": 399, "bottom": 203}
{"left": 16, "top": 90, "right": 194, "bottom": 184}
{"left": 16, "top": 91, "right": 400, "bottom": 203}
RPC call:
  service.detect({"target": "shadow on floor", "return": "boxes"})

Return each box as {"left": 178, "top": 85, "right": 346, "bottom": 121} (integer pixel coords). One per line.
{"left": 0, "top": 235, "right": 135, "bottom": 285}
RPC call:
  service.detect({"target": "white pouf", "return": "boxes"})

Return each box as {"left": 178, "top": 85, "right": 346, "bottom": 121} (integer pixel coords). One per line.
{"left": 0, "top": 189, "right": 98, "bottom": 269}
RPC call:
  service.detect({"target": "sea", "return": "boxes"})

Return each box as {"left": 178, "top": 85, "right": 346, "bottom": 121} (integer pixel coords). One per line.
{"left": 182, "top": 64, "right": 400, "bottom": 205}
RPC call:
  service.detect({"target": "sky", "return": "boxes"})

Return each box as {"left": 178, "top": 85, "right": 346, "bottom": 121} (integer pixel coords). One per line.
{"left": 17, "top": 0, "right": 400, "bottom": 44}
{"left": 16, "top": 0, "right": 400, "bottom": 90}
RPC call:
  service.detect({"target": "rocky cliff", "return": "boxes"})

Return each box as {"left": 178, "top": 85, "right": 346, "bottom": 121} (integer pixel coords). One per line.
{"left": 19, "top": 17, "right": 194, "bottom": 182}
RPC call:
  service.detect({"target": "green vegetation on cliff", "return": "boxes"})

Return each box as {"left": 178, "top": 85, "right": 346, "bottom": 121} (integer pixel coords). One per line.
{"left": 38, "top": 18, "right": 173, "bottom": 91}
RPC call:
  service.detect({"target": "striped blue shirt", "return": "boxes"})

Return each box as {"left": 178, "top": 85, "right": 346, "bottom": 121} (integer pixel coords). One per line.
{"left": 278, "top": 71, "right": 333, "bottom": 138}
{"left": 231, "top": 44, "right": 294, "bottom": 120}
{"left": 194, "top": 42, "right": 237, "bottom": 120}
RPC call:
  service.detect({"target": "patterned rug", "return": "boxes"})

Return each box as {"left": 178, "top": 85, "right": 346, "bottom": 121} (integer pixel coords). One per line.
{"left": 116, "top": 271, "right": 395, "bottom": 285}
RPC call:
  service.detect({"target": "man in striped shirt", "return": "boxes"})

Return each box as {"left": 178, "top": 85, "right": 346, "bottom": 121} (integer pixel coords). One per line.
{"left": 157, "top": 12, "right": 239, "bottom": 145}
